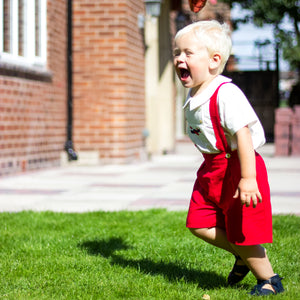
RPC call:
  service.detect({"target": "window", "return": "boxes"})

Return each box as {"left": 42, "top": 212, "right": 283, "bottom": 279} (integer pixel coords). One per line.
{"left": 0, "top": 0, "right": 47, "bottom": 68}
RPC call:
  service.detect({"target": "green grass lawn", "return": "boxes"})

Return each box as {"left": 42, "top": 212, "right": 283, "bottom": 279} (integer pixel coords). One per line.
{"left": 0, "top": 210, "right": 298, "bottom": 299}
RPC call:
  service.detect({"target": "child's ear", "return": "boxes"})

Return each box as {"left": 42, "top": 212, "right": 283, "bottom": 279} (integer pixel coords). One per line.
{"left": 209, "top": 53, "right": 222, "bottom": 69}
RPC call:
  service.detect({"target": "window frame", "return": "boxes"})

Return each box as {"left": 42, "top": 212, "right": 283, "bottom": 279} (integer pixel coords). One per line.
{"left": 0, "top": 0, "right": 47, "bottom": 68}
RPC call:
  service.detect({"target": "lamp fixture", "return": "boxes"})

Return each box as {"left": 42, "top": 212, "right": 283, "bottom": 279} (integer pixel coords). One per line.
{"left": 144, "top": 0, "right": 163, "bottom": 17}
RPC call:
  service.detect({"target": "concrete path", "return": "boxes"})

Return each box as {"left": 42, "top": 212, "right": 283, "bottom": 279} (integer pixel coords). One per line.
{"left": 0, "top": 143, "right": 299, "bottom": 215}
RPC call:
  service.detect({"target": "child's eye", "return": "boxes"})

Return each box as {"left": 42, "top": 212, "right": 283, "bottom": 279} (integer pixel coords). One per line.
{"left": 173, "top": 50, "right": 180, "bottom": 57}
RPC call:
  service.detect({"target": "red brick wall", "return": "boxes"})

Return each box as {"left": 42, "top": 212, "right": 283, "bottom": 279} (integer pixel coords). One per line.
{"left": 73, "top": 0, "right": 145, "bottom": 163}
{"left": 274, "top": 107, "right": 293, "bottom": 156}
{"left": 274, "top": 106, "right": 300, "bottom": 156}
{"left": 0, "top": 0, "right": 67, "bottom": 176}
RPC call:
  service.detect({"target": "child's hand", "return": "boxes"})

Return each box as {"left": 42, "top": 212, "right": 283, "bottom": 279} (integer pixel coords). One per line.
{"left": 233, "top": 178, "right": 262, "bottom": 208}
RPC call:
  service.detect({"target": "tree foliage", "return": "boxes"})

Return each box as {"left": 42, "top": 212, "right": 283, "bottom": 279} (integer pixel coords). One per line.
{"left": 220, "top": 0, "right": 300, "bottom": 71}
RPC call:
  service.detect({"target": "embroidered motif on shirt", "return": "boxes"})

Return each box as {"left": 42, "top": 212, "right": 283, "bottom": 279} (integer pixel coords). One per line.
{"left": 190, "top": 126, "right": 201, "bottom": 136}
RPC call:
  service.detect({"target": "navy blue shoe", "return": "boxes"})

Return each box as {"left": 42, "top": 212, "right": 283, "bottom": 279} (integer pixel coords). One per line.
{"left": 250, "top": 274, "right": 284, "bottom": 296}
{"left": 228, "top": 255, "right": 250, "bottom": 286}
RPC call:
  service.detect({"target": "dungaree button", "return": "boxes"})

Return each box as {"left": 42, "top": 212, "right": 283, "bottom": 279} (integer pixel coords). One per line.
{"left": 225, "top": 153, "right": 231, "bottom": 159}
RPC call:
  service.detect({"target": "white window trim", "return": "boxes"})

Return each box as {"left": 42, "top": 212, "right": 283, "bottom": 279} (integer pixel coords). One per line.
{"left": 0, "top": 0, "right": 47, "bottom": 69}
{"left": 0, "top": 1, "right": 2, "bottom": 53}
{"left": 39, "top": 0, "right": 47, "bottom": 63}
{"left": 11, "top": 0, "right": 18, "bottom": 56}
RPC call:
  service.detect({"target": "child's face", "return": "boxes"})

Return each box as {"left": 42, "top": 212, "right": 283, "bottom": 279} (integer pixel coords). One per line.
{"left": 174, "top": 31, "right": 215, "bottom": 94}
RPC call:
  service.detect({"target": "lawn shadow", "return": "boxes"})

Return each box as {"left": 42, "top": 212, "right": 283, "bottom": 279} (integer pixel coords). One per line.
{"left": 78, "top": 237, "right": 227, "bottom": 289}
{"left": 79, "top": 237, "right": 131, "bottom": 258}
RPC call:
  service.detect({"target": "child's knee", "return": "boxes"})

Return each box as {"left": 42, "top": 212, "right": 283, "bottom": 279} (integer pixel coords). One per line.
{"left": 189, "top": 227, "right": 207, "bottom": 238}
{"left": 189, "top": 227, "right": 197, "bottom": 236}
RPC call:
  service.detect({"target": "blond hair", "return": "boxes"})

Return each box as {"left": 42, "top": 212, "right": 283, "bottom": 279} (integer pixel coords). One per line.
{"left": 175, "top": 20, "right": 232, "bottom": 73}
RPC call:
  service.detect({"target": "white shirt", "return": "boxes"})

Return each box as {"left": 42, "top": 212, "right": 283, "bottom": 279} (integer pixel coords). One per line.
{"left": 183, "top": 75, "right": 266, "bottom": 154}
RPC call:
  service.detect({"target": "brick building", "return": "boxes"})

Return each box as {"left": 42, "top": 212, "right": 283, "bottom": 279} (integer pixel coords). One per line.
{"left": 0, "top": 0, "right": 67, "bottom": 176}
{"left": 72, "top": 0, "right": 145, "bottom": 164}
{"left": 0, "top": 0, "right": 231, "bottom": 176}
{"left": 0, "top": 0, "right": 146, "bottom": 176}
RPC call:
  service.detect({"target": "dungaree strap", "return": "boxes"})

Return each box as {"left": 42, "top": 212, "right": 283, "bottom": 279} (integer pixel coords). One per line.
{"left": 209, "top": 83, "right": 231, "bottom": 154}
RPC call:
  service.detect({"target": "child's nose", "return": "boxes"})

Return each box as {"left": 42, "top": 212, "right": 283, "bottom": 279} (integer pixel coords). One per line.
{"left": 176, "top": 52, "right": 186, "bottom": 62}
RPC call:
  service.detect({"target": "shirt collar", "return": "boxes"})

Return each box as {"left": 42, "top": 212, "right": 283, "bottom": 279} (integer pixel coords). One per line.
{"left": 183, "top": 75, "right": 232, "bottom": 110}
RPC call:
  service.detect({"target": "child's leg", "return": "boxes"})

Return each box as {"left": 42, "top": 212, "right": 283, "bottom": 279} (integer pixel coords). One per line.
{"left": 189, "top": 227, "right": 236, "bottom": 254}
{"left": 231, "top": 244, "right": 274, "bottom": 279}
{"left": 190, "top": 227, "right": 278, "bottom": 292}
{"left": 189, "top": 227, "right": 250, "bottom": 284}
{"left": 231, "top": 244, "right": 276, "bottom": 292}
{"left": 191, "top": 227, "right": 275, "bottom": 281}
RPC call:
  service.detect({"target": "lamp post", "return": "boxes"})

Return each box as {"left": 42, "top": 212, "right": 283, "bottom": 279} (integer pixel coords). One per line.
{"left": 144, "top": 0, "right": 162, "bottom": 17}
{"left": 254, "top": 39, "right": 271, "bottom": 70}
{"left": 175, "top": 11, "right": 189, "bottom": 32}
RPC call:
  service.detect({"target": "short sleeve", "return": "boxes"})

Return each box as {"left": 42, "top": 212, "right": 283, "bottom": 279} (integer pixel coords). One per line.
{"left": 218, "top": 83, "right": 259, "bottom": 135}
{"left": 217, "top": 83, "right": 266, "bottom": 150}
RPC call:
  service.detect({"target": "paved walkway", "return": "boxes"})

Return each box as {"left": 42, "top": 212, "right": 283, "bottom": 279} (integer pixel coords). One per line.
{"left": 0, "top": 143, "right": 299, "bottom": 215}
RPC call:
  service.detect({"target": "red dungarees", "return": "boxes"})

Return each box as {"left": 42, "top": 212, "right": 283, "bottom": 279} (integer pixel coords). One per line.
{"left": 186, "top": 84, "right": 273, "bottom": 245}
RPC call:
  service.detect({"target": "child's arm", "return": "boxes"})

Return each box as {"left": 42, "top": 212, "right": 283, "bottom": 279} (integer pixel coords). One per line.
{"left": 233, "top": 126, "right": 262, "bottom": 208}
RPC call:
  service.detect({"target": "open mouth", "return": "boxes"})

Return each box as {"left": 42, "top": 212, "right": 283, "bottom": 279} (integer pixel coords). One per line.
{"left": 179, "top": 68, "right": 191, "bottom": 80}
